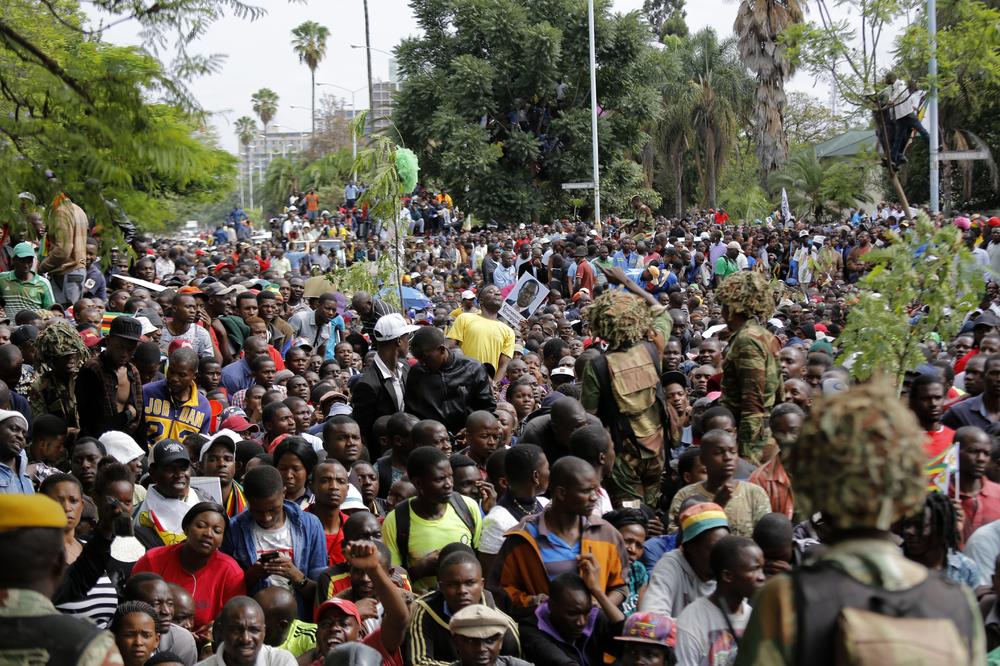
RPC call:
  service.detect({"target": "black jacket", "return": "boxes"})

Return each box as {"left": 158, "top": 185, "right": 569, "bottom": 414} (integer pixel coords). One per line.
{"left": 519, "top": 606, "right": 623, "bottom": 666}
{"left": 519, "top": 412, "right": 603, "bottom": 465}
{"left": 404, "top": 351, "right": 496, "bottom": 434}
{"left": 351, "top": 357, "right": 408, "bottom": 455}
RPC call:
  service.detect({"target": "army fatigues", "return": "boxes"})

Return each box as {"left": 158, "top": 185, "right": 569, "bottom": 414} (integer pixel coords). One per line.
{"left": 0, "top": 588, "right": 123, "bottom": 666}
{"left": 721, "top": 320, "right": 782, "bottom": 465}
{"left": 582, "top": 302, "right": 673, "bottom": 506}
{"left": 734, "top": 539, "right": 986, "bottom": 666}
{"left": 28, "top": 321, "right": 89, "bottom": 430}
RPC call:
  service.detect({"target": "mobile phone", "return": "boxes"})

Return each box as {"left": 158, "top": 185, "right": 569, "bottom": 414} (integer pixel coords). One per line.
{"left": 260, "top": 551, "right": 279, "bottom": 563}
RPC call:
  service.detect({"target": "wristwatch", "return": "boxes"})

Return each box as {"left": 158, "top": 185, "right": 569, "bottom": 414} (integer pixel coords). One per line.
{"left": 292, "top": 575, "right": 308, "bottom": 590}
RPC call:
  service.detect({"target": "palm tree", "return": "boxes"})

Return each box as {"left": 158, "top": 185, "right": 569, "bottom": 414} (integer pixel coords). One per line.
{"left": 768, "top": 148, "right": 872, "bottom": 221}
{"left": 734, "top": 0, "right": 805, "bottom": 190}
{"left": 680, "top": 29, "right": 752, "bottom": 208}
{"left": 235, "top": 116, "right": 258, "bottom": 208}
{"left": 291, "top": 21, "right": 331, "bottom": 136}
{"left": 251, "top": 88, "right": 279, "bottom": 143}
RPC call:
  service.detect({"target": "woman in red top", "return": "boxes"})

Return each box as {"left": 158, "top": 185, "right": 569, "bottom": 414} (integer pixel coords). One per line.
{"left": 132, "top": 501, "right": 245, "bottom": 637}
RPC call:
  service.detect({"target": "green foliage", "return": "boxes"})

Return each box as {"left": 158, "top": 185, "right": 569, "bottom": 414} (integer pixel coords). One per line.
{"left": 394, "top": 0, "right": 661, "bottom": 225}
{"left": 0, "top": 0, "right": 237, "bottom": 234}
{"left": 768, "top": 148, "right": 874, "bottom": 221}
{"left": 836, "top": 215, "right": 984, "bottom": 389}
{"left": 251, "top": 89, "right": 279, "bottom": 133}
{"left": 895, "top": 0, "right": 1000, "bottom": 209}
{"left": 783, "top": 92, "right": 855, "bottom": 148}
{"left": 290, "top": 21, "right": 331, "bottom": 72}
{"left": 261, "top": 150, "right": 355, "bottom": 215}
{"left": 643, "top": 0, "right": 688, "bottom": 39}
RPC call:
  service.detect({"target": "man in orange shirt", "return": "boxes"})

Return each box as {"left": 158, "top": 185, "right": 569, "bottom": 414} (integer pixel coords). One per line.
{"left": 304, "top": 188, "right": 320, "bottom": 222}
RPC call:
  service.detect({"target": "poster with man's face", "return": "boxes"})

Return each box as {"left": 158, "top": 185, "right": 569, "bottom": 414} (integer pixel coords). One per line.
{"left": 499, "top": 273, "right": 548, "bottom": 326}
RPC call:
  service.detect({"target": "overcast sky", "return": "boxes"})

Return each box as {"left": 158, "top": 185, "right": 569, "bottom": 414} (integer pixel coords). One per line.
{"left": 94, "top": 0, "right": 908, "bottom": 154}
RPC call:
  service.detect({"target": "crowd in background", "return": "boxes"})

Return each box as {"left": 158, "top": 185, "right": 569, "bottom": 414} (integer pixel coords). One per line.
{"left": 2, "top": 184, "right": 1000, "bottom": 666}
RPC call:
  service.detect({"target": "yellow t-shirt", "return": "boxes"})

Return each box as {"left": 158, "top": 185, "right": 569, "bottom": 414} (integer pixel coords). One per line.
{"left": 446, "top": 313, "right": 515, "bottom": 370}
{"left": 383, "top": 494, "right": 483, "bottom": 593}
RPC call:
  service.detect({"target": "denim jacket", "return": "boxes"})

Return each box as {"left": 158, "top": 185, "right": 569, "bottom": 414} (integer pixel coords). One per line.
{"left": 222, "top": 500, "right": 328, "bottom": 617}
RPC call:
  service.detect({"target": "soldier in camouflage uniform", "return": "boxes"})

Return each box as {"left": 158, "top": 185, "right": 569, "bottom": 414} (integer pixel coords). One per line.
{"left": 581, "top": 265, "right": 677, "bottom": 506}
{"left": 0, "top": 494, "right": 123, "bottom": 665}
{"left": 735, "top": 380, "right": 986, "bottom": 666}
{"left": 28, "top": 320, "right": 90, "bottom": 438}
{"left": 716, "top": 271, "right": 782, "bottom": 465}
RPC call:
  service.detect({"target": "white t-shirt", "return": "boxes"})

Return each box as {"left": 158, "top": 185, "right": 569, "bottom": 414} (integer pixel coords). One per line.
{"left": 675, "top": 595, "right": 751, "bottom": 666}
{"left": 641, "top": 549, "right": 716, "bottom": 618}
{"left": 253, "top": 521, "right": 295, "bottom": 589}
{"left": 480, "top": 497, "right": 550, "bottom": 555}
{"left": 160, "top": 323, "right": 215, "bottom": 358}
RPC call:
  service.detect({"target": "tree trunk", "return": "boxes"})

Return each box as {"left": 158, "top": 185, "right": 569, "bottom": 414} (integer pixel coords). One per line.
{"left": 706, "top": 134, "right": 718, "bottom": 208}
{"left": 364, "top": 0, "right": 375, "bottom": 133}
{"left": 310, "top": 69, "right": 316, "bottom": 137}
{"left": 671, "top": 149, "right": 683, "bottom": 218}
{"left": 642, "top": 141, "right": 654, "bottom": 188}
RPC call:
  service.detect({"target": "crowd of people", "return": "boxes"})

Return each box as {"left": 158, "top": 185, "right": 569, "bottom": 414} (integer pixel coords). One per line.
{"left": 2, "top": 184, "right": 1000, "bottom": 666}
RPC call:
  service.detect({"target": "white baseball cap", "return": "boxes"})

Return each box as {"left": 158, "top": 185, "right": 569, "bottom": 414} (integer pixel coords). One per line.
{"left": 461, "top": 290, "right": 476, "bottom": 300}
{"left": 373, "top": 313, "right": 420, "bottom": 342}
{"left": 99, "top": 431, "right": 144, "bottom": 464}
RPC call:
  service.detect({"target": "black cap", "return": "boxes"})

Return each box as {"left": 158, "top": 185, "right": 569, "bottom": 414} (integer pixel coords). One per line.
{"left": 151, "top": 439, "right": 190, "bottom": 467}
{"left": 10, "top": 324, "right": 39, "bottom": 347}
{"left": 109, "top": 316, "right": 142, "bottom": 341}
{"left": 973, "top": 311, "right": 999, "bottom": 329}
{"left": 660, "top": 370, "right": 688, "bottom": 389}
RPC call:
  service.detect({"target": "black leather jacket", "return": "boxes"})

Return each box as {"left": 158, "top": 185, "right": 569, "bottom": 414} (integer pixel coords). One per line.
{"left": 404, "top": 351, "right": 496, "bottom": 434}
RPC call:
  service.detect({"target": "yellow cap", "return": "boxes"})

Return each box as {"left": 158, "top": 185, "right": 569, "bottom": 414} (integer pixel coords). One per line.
{"left": 0, "top": 495, "right": 67, "bottom": 531}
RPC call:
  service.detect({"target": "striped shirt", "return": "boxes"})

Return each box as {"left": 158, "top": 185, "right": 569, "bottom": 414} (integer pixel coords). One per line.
{"left": 56, "top": 573, "right": 119, "bottom": 628}
{"left": 0, "top": 271, "right": 54, "bottom": 319}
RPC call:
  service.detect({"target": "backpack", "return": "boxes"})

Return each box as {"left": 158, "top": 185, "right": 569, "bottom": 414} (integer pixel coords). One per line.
{"left": 394, "top": 494, "right": 477, "bottom": 569}
{"left": 589, "top": 340, "right": 673, "bottom": 454}
{"left": 793, "top": 559, "right": 975, "bottom": 665}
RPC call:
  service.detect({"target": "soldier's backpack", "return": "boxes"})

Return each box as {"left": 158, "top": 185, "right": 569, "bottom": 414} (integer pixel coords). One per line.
{"left": 793, "top": 559, "right": 976, "bottom": 665}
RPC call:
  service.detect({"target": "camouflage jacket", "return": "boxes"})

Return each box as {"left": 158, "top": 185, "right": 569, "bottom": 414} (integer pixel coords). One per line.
{"left": 0, "top": 588, "right": 123, "bottom": 666}
{"left": 734, "top": 538, "right": 986, "bottom": 666}
{"left": 720, "top": 320, "right": 782, "bottom": 464}
{"left": 28, "top": 373, "right": 79, "bottom": 430}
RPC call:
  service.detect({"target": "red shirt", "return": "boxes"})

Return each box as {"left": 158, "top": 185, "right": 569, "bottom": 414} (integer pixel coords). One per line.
{"left": 575, "top": 260, "right": 596, "bottom": 295}
{"left": 923, "top": 425, "right": 955, "bottom": 461}
{"left": 961, "top": 478, "right": 1000, "bottom": 541}
{"left": 132, "top": 544, "right": 246, "bottom": 630}
{"left": 305, "top": 507, "right": 349, "bottom": 566}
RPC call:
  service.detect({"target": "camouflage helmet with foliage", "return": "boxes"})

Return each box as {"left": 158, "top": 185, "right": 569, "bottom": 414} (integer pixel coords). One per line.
{"left": 784, "top": 379, "right": 927, "bottom": 531}
{"left": 715, "top": 271, "right": 775, "bottom": 322}
{"left": 585, "top": 290, "right": 653, "bottom": 351}
{"left": 35, "top": 320, "right": 89, "bottom": 365}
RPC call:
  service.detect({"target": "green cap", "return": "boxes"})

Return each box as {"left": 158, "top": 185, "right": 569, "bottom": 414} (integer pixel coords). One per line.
{"left": 12, "top": 242, "right": 35, "bottom": 259}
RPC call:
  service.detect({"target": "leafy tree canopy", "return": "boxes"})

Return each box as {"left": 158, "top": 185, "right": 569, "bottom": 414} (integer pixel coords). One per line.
{"left": 394, "top": 0, "right": 662, "bottom": 225}
{"left": 0, "top": 0, "right": 240, "bottom": 235}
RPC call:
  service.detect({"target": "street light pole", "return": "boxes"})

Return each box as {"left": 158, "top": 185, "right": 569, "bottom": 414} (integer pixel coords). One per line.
{"left": 587, "top": 0, "right": 601, "bottom": 229}
{"left": 928, "top": 0, "right": 940, "bottom": 214}
{"left": 317, "top": 83, "right": 363, "bottom": 177}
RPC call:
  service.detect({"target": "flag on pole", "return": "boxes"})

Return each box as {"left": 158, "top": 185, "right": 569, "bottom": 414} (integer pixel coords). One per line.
{"left": 926, "top": 442, "right": 959, "bottom": 496}
{"left": 781, "top": 188, "right": 791, "bottom": 222}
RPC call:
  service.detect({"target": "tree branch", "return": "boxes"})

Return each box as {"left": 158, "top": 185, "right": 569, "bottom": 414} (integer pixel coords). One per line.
{"left": 0, "top": 19, "right": 93, "bottom": 105}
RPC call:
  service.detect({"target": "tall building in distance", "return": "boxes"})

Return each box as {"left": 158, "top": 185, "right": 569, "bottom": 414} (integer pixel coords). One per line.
{"left": 238, "top": 129, "right": 311, "bottom": 204}
{"left": 371, "top": 58, "right": 399, "bottom": 135}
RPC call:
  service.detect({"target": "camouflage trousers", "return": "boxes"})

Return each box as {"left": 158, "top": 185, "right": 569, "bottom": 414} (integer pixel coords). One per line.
{"left": 607, "top": 436, "right": 665, "bottom": 508}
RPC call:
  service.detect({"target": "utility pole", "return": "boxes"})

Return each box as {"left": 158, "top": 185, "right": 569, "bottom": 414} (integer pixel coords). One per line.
{"left": 587, "top": 0, "right": 601, "bottom": 229}
{"left": 928, "top": 0, "right": 939, "bottom": 214}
